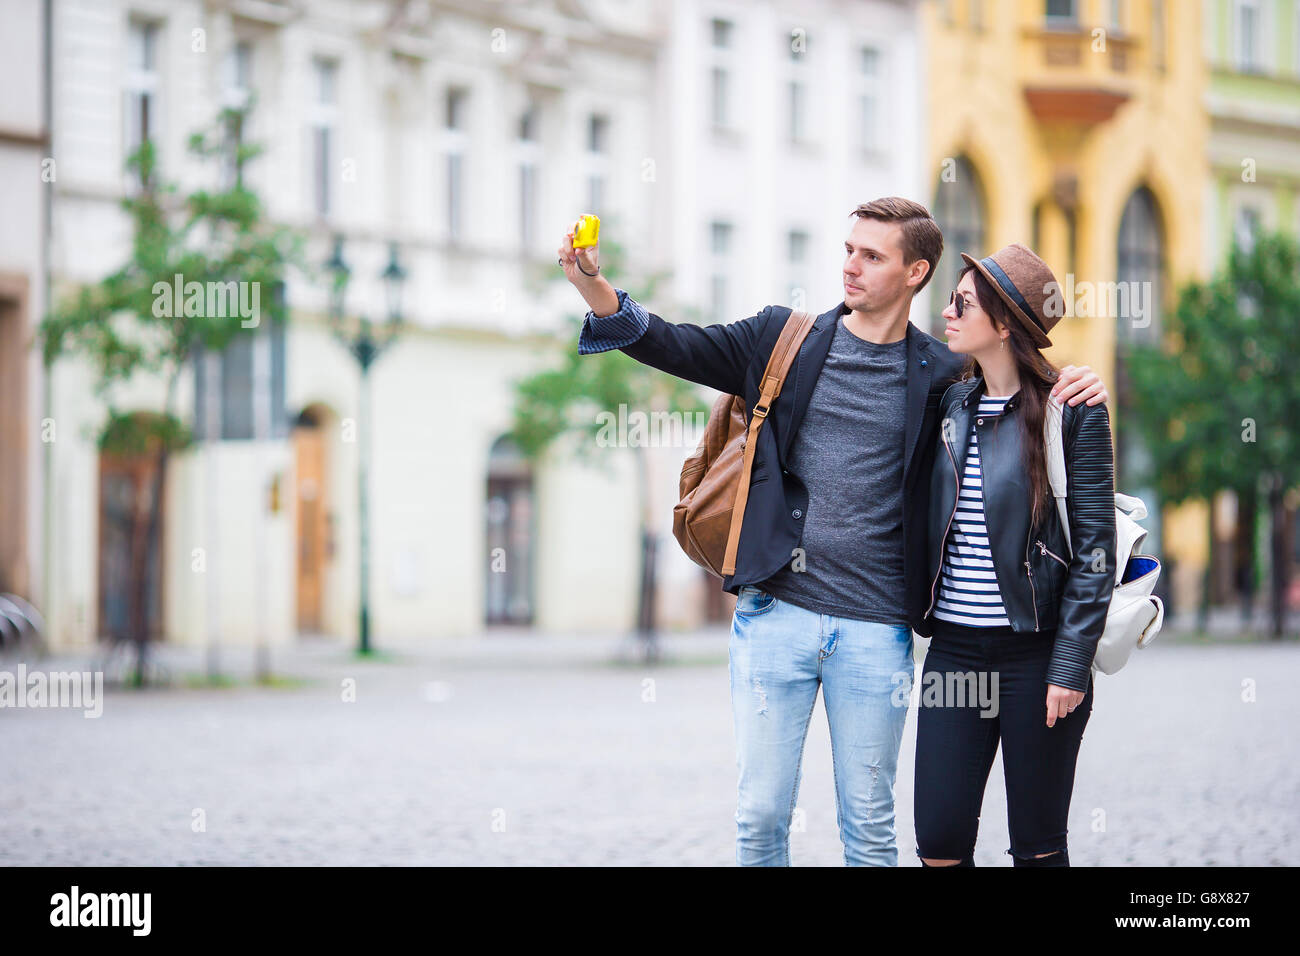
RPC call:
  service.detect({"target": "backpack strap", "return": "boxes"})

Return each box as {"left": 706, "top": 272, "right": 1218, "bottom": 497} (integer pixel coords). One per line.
{"left": 721, "top": 309, "right": 817, "bottom": 576}
{"left": 1044, "top": 397, "right": 1071, "bottom": 556}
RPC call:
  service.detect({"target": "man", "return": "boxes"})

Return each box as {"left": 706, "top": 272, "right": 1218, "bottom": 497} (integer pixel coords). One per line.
{"left": 558, "top": 198, "right": 1107, "bottom": 865}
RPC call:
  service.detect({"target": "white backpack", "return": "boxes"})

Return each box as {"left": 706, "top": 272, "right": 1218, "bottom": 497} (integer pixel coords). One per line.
{"left": 1044, "top": 401, "right": 1164, "bottom": 675}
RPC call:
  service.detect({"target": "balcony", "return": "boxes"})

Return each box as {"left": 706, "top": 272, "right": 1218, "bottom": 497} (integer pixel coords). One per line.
{"left": 1020, "top": 23, "right": 1138, "bottom": 126}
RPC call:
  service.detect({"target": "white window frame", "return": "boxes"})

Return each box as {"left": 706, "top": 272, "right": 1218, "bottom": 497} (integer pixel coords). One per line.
{"left": 856, "top": 45, "right": 883, "bottom": 154}
{"left": 708, "top": 17, "right": 736, "bottom": 132}
{"left": 709, "top": 219, "right": 733, "bottom": 322}
{"left": 517, "top": 103, "right": 541, "bottom": 252}
{"left": 124, "top": 19, "right": 162, "bottom": 180}
{"left": 220, "top": 39, "right": 254, "bottom": 190}
{"left": 785, "top": 26, "right": 811, "bottom": 145}
{"left": 584, "top": 112, "right": 609, "bottom": 217}
{"left": 1294, "top": 0, "right": 1300, "bottom": 75}
{"left": 442, "top": 86, "right": 470, "bottom": 243}
{"left": 787, "top": 228, "right": 809, "bottom": 305}
{"left": 308, "top": 57, "right": 339, "bottom": 220}
{"left": 1234, "top": 0, "right": 1263, "bottom": 73}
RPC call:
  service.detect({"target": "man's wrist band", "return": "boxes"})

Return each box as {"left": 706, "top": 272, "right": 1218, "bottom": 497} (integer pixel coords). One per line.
{"left": 558, "top": 256, "right": 599, "bottom": 277}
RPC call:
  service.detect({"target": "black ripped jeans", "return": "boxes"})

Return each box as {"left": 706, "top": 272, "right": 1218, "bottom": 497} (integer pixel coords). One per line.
{"left": 913, "top": 619, "right": 1094, "bottom": 867}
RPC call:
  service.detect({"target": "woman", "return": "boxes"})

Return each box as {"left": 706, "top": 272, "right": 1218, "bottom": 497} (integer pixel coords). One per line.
{"left": 914, "top": 242, "right": 1116, "bottom": 867}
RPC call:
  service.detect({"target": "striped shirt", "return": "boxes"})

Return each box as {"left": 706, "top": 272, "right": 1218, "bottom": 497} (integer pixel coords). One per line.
{"left": 933, "top": 395, "right": 1014, "bottom": 627}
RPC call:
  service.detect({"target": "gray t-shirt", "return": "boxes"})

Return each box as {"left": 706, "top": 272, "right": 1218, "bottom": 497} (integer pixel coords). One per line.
{"left": 759, "top": 316, "right": 909, "bottom": 626}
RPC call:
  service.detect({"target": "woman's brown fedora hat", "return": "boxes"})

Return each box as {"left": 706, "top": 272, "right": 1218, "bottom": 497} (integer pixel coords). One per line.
{"left": 959, "top": 242, "right": 1061, "bottom": 348}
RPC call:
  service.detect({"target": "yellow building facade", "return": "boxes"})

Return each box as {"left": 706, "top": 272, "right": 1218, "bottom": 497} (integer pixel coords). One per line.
{"left": 923, "top": 0, "right": 1209, "bottom": 612}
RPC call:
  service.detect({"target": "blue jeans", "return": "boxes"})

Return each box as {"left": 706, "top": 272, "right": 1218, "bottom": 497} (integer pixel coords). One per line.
{"left": 728, "top": 584, "right": 914, "bottom": 866}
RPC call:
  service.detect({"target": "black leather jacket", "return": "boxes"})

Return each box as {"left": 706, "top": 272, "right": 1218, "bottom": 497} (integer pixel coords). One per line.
{"left": 923, "top": 376, "right": 1116, "bottom": 692}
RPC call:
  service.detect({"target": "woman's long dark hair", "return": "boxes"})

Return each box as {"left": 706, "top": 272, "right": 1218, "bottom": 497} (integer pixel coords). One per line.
{"left": 956, "top": 263, "right": 1059, "bottom": 530}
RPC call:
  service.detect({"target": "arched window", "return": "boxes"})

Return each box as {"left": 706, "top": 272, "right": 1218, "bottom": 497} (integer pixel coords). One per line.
{"left": 1116, "top": 186, "right": 1162, "bottom": 346}
{"left": 931, "top": 156, "right": 987, "bottom": 337}
{"left": 485, "top": 435, "right": 535, "bottom": 627}
{"left": 1115, "top": 186, "right": 1165, "bottom": 553}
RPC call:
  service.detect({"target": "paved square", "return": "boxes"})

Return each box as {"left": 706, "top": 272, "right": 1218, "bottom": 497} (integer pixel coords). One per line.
{"left": 1, "top": 634, "right": 1294, "bottom": 865}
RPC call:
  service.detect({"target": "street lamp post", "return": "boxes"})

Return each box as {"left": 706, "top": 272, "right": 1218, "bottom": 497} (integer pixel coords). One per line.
{"left": 325, "top": 235, "right": 407, "bottom": 655}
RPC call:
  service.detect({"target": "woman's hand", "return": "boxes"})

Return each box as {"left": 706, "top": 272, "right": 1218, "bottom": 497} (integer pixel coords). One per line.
{"left": 1045, "top": 684, "right": 1086, "bottom": 727}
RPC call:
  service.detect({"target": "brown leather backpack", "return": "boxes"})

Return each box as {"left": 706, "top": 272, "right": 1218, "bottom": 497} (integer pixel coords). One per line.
{"left": 672, "top": 309, "right": 817, "bottom": 578}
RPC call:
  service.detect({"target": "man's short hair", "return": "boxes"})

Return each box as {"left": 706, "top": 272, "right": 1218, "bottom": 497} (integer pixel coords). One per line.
{"left": 850, "top": 197, "right": 944, "bottom": 294}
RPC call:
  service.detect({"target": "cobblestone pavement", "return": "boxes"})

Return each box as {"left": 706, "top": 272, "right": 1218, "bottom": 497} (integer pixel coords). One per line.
{"left": 1, "top": 631, "right": 1295, "bottom": 865}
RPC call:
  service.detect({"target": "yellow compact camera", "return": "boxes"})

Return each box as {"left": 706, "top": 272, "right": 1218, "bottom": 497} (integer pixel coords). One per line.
{"left": 572, "top": 214, "right": 600, "bottom": 248}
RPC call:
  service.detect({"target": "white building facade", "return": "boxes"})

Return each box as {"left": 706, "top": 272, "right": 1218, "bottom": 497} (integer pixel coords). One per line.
{"left": 36, "top": 0, "right": 926, "bottom": 652}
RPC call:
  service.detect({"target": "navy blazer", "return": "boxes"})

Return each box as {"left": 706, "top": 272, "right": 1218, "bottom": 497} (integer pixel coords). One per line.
{"left": 579, "top": 290, "right": 966, "bottom": 635}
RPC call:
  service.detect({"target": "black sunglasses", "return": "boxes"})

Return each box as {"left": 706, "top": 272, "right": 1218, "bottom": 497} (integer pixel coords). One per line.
{"left": 949, "top": 290, "right": 976, "bottom": 318}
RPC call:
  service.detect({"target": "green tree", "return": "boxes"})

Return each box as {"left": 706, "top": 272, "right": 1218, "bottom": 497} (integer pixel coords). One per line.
{"left": 38, "top": 104, "right": 305, "bottom": 684}
{"left": 511, "top": 231, "right": 709, "bottom": 659}
{"left": 1127, "top": 231, "right": 1300, "bottom": 637}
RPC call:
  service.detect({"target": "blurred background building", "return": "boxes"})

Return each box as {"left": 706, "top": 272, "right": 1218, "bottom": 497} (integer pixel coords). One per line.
{"left": 925, "top": 0, "right": 1208, "bottom": 609}
{"left": 1202, "top": 0, "right": 1300, "bottom": 612}
{"left": 0, "top": 0, "right": 50, "bottom": 640}
{"left": 2, "top": 0, "right": 1297, "bottom": 654}
{"left": 16, "top": 0, "right": 923, "bottom": 651}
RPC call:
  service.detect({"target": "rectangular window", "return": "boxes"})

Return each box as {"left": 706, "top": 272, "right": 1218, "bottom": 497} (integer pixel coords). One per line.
{"left": 194, "top": 319, "right": 287, "bottom": 442}
{"left": 710, "top": 66, "right": 728, "bottom": 128}
{"left": 1045, "top": 0, "right": 1077, "bottom": 25}
{"left": 312, "top": 126, "right": 331, "bottom": 216}
{"left": 520, "top": 163, "right": 536, "bottom": 250}
{"left": 443, "top": 87, "right": 469, "bottom": 243}
{"left": 519, "top": 104, "right": 537, "bottom": 142}
{"left": 445, "top": 87, "right": 468, "bottom": 129}
{"left": 221, "top": 41, "right": 253, "bottom": 189}
{"left": 788, "top": 230, "right": 808, "bottom": 264}
{"left": 788, "top": 80, "right": 804, "bottom": 143}
{"left": 221, "top": 333, "right": 254, "bottom": 440}
{"left": 860, "top": 93, "right": 878, "bottom": 151}
{"left": 857, "top": 47, "right": 881, "bottom": 152}
{"left": 518, "top": 104, "right": 539, "bottom": 251}
{"left": 711, "top": 18, "right": 732, "bottom": 48}
{"left": 1235, "top": 0, "right": 1261, "bottom": 72}
{"left": 710, "top": 221, "right": 732, "bottom": 256}
{"left": 309, "top": 58, "right": 338, "bottom": 219}
{"left": 788, "top": 229, "right": 808, "bottom": 303}
{"left": 587, "top": 114, "right": 609, "bottom": 153}
{"left": 124, "top": 19, "right": 160, "bottom": 178}
{"left": 447, "top": 152, "right": 463, "bottom": 242}
{"left": 224, "top": 40, "right": 252, "bottom": 106}
{"left": 1294, "top": 0, "right": 1300, "bottom": 74}
{"left": 270, "top": 311, "right": 286, "bottom": 438}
